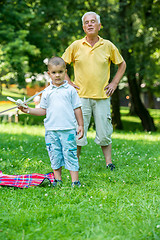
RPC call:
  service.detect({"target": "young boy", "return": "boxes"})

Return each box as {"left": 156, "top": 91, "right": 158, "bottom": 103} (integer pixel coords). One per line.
{"left": 19, "top": 57, "right": 84, "bottom": 187}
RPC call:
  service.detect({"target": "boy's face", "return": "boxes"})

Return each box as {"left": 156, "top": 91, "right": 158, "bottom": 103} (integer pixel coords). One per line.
{"left": 48, "top": 64, "right": 66, "bottom": 87}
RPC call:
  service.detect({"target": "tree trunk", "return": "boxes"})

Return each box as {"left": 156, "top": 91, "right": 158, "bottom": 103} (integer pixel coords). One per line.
{"left": 129, "top": 96, "right": 136, "bottom": 116}
{"left": 127, "top": 71, "right": 156, "bottom": 131}
{"left": 100, "top": 4, "right": 123, "bottom": 131}
{"left": 147, "top": 89, "right": 155, "bottom": 109}
{"left": 111, "top": 87, "right": 123, "bottom": 130}
{"left": 118, "top": 0, "right": 156, "bottom": 132}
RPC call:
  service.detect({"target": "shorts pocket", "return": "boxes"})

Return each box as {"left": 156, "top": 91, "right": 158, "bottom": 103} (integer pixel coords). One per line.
{"left": 68, "top": 147, "right": 77, "bottom": 157}
{"left": 46, "top": 143, "right": 52, "bottom": 158}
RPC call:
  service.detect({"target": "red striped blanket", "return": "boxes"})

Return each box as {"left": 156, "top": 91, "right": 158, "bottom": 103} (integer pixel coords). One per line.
{"left": 0, "top": 171, "right": 55, "bottom": 188}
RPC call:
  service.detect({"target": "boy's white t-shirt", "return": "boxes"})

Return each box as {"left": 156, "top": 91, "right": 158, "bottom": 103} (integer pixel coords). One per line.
{"left": 40, "top": 81, "right": 81, "bottom": 131}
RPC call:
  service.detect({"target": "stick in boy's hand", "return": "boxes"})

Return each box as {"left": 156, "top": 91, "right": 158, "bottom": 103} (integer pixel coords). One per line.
{"left": 7, "top": 97, "right": 28, "bottom": 108}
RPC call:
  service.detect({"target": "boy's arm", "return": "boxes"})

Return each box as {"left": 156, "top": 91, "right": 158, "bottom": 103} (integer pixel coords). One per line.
{"left": 74, "top": 107, "right": 84, "bottom": 140}
{"left": 18, "top": 106, "right": 46, "bottom": 116}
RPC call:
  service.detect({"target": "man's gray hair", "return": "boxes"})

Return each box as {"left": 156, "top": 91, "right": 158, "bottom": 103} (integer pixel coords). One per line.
{"left": 82, "top": 12, "right": 101, "bottom": 24}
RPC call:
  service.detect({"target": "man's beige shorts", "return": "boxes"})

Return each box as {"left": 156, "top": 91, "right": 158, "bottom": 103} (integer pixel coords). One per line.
{"left": 77, "top": 98, "right": 113, "bottom": 146}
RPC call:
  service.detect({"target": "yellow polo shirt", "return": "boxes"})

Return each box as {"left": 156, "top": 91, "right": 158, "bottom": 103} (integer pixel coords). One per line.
{"left": 62, "top": 36, "right": 124, "bottom": 99}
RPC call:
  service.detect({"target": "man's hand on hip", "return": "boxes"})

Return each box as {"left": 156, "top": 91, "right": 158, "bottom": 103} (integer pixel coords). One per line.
{"left": 104, "top": 82, "right": 117, "bottom": 97}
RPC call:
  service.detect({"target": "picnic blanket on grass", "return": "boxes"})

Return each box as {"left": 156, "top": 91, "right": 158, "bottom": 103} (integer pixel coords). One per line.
{"left": 0, "top": 171, "right": 55, "bottom": 188}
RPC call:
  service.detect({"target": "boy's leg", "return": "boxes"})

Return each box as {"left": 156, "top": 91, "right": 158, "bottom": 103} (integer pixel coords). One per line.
{"left": 53, "top": 167, "right": 63, "bottom": 187}
{"left": 60, "top": 129, "right": 81, "bottom": 186}
{"left": 77, "top": 146, "right": 81, "bottom": 160}
{"left": 69, "top": 170, "right": 79, "bottom": 182}
{"left": 53, "top": 167, "right": 62, "bottom": 180}
{"left": 76, "top": 98, "right": 92, "bottom": 157}
{"left": 45, "top": 131, "right": 65, "bottom": 178}
{"left": 70, "top": 170, "right": 81, "bottom": 187}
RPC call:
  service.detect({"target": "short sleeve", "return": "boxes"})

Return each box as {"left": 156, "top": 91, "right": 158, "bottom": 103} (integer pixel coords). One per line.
{"left": 71, "top": 87, "right": 82, "bottom": 110}
{"left": 110, "top": 42, "right": 124, "bottom": 64}
{"left": 62, "top": 43, "right": 74, "bottom": 64}
{"left": 40, "top": 89, "right": 47, "bottom": 109}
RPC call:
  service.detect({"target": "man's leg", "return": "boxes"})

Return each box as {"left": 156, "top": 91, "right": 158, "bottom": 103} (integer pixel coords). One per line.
{"left": 93, "top": 99, "right": 114, "bottom": 169}
{"left": 101, "top": 144, "right": 112, "bottom": 165}
{"left": 77, "top": 145, "right": 82, "bottom": 161}
{"left": 76, "top": 98, "right": 92, "bottom": 161}
{"left": 101, "top": 144, "right": 115, "bottom": 170}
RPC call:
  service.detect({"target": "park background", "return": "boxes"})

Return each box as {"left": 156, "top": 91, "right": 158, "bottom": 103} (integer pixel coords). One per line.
{"left": 0, "top": 0, "right": 160, "bottom": 240}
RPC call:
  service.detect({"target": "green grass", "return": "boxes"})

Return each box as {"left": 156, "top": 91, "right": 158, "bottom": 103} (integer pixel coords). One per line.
{"left": 120, "top": 107, "right": 160, "bottom": 132}
{"left": 0, "top": 85, "right": 34, "bottom": 112}
{"left": 0, "top": 85, "right": 26, "bottom": 100}
{"left": 0, "top": 124, "right": 160, "bottom": 240}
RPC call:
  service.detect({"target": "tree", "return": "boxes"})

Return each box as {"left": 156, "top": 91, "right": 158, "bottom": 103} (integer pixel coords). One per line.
{"left": 0, "top": 0, "right": 40, "bottom": 88}
{"left": 0, "top": 0, "right": 159, "bottom": 132}
{"left": 99, "top": 0, "right": 124, "bottom": 129}
{"left": 0, "top": 0, "right": 71, "bottom": 88}
{"left": 117, "top": 0, "right": 157, "bottom": 131}
{"left": 134, "top": 0, "right": 160, "bottom": 109}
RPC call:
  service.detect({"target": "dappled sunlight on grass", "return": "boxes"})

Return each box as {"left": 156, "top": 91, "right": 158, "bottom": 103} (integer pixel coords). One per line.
{"left": 87, "top": 127, "right": 160, "bottom": 142}
{"left": 113, "top": 131, "right": 160, "bottom": 141}
{"left": 120, "top": 106, "right": 160, "bottom": 132}
{"left": 2, "top": 86, "right": 26, "bottom": 99}
{"left": 0, "top": 123, "right": 45, "bottom": 136}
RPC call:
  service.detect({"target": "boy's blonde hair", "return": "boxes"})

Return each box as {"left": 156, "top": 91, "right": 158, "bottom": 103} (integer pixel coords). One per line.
{"left": 48, "top": 57, "right": 66, "bottom": 69}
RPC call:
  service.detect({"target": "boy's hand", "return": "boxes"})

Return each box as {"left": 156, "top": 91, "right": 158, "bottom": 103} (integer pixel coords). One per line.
{"left": 77, "top": 126, "right": 84, "bottom": 140}
{"left": 18, "top": 105, "right": 29, "bottom": 113}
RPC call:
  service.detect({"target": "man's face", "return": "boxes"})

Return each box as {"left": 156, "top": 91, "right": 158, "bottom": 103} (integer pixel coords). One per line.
{"left": 83, "top": 14, "right": 101, "bottom": 37}
{"left": 48, "top": 64, "right": 66, "bottom": 87}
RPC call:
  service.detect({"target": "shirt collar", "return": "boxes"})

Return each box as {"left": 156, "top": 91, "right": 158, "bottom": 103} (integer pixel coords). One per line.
{"left": 82, "top": 35, "right": 104, "bottom": 46}
{"left": 50, "top": 80, "right": 69, "bottom": 89}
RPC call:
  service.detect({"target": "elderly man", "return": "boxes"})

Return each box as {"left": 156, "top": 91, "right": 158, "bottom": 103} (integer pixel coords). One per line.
{"left": 62, "top": 11, "right": 126, "bottom": 170}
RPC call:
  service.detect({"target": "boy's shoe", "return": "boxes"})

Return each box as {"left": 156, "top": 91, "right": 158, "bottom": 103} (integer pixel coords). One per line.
{"left": 52, "top": 179, "right": 62, "bottom": 187}
{"left": 71, "top": 181, "right": 81, "bottom": 188}
{"left": 106, "top": 163, "right": 115, "bottom": 171}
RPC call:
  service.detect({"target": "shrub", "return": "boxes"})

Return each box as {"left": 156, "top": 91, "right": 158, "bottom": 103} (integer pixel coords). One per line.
{"left": 18, "top": 114, "right": 45, "bottom": 125}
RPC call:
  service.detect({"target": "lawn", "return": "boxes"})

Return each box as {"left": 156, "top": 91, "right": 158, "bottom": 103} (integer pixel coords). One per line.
{"left": 0, "top": 85, "right": 34, "bottom": 113}
{"left": 0, "top": 123, "right": 160, "bottom": 240}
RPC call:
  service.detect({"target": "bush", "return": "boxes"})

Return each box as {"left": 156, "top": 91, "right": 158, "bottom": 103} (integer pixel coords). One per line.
{"left": 18, "top": 114, "right": 45, "bottom": 125}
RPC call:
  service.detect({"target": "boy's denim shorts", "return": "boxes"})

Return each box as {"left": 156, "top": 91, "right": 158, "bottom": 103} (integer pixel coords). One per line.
{"left": 45, "top": 129, "right": 79, "bottom": 171}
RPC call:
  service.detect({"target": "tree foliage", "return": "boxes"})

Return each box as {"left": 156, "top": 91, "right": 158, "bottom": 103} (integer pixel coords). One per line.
{"left": 0, "top": 0, "right": 159, "bottom": 130}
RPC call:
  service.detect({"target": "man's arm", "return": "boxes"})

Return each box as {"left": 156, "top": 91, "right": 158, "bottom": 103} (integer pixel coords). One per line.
{"left": 65, "top": 70, "right": 80, "bottom": 90}
{"left": 74, "top": 107, "right": 84, "bottom": 140}
{"left": 104, "top": 60, "right": 126, "bottom": 97}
